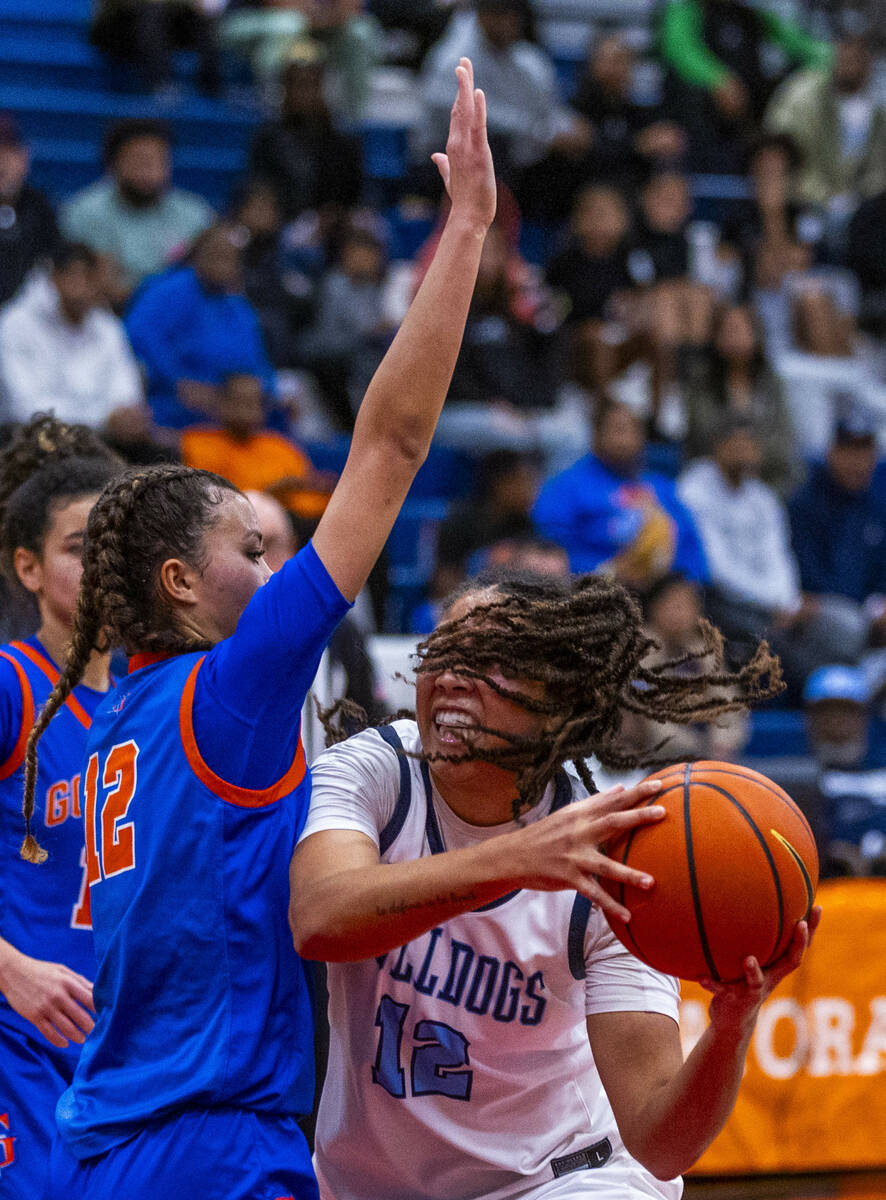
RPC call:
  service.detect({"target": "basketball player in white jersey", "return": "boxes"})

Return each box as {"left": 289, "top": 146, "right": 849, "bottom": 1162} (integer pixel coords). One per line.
{"left": 291, "top": 572, "right": 818, "bottom": 1199}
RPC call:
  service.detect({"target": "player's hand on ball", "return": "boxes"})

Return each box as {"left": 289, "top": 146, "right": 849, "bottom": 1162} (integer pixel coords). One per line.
{"left": 700, "top": 905, "right": 822, "bottom": 1034}
{"left": 0, "top": 946, "right": 95, "bottom": 1048}
{"left": 432, "top": 57, "right": 496, "bottom": 233}
{"left": 509, "top": 779, "right": 665, "bottom": 922}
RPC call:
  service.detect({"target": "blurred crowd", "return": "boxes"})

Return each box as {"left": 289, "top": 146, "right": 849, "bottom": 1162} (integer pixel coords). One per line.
{"left": 1, "top": 0, "right": 886, "bottom": 875}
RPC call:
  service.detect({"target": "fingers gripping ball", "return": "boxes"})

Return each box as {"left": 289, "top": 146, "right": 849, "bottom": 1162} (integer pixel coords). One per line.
{"left": 600, "top": 762, "right": 819, "bottom": 982}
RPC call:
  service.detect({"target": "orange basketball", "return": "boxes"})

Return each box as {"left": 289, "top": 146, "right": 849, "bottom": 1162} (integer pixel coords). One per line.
{"left": 600, "top": 762, "right": 819, "bottom": 983}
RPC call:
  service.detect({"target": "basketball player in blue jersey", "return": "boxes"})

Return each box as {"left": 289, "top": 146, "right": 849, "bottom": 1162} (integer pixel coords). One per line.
{"left": 27, "top": 58, "right": 497, "bottom": 1200}
{"left": 293, "top": 572, "right": 820, "bottom": 1199}
{"left": 0, "top": 416, "right": 119, "bottom": 1200}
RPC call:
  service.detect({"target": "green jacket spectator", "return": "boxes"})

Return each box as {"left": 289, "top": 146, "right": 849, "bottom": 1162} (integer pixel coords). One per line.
{"left": 660, "top": 0, "right": 829, "bottom": 123}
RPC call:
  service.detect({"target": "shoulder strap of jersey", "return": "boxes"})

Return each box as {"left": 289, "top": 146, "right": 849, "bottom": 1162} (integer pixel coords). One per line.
{"left": 0, "top": 650, "right": 34, "bottom": 781}
{"left": 9, "top": 640, "right": 92, "bottom": 730}
{"left": 551, "top": 769, "right": 573, "bottom": 812}
{"left": 374, "top": 725, "right": 413, "bottom": 855}
{"left": 568, "top": 893, "right": 593, "bottom": 981}
{"left": 179, "top": 656, "right": 307, "bottom": 807}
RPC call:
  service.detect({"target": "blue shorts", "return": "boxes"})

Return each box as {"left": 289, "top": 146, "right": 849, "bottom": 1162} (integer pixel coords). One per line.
{"left": 0, "top": 1020, "right": 74, "bottom": 1200}
{"left": 47, "top": 1108, "right": 319, "bottom": 1200}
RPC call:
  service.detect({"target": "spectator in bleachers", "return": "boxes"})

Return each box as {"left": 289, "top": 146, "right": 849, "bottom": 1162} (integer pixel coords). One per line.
{"left": 765, "top": 27, "right": 886, "bottom": 216}
{"left": 62, "top": 119, "right": 214, "bottom": 307}
{"left": 788, "top": 411, "right": 886, "bottom": 664}
{"left": 0, "top": 115, "right": 59, "bottom": 307}
{"left": 444, "top": 221, "right": 559, "bottom": 410}
{"left": 297, "top": 222, "right": 394, "bottom": 429}
{"left": 659, "top": 0, "right": 830, "bottom": 171}
{"left": 846, "top": 183, "right": 886, "bottom": 338}
{"left": 433, "top": 448, "right": 541, "bottom": 601}
{"left": 545, "top": 184, "right": 635, "bottom": 393}
{"left": 223, "top": 1, "right": 381, "bottom": 122}
{"left": 0, "top": 242, "right": 144, "bottom": 430}
{"left": 124, "top": 219, "right": 278, "bottom": 428}
{"left": 231, "top": 179, "right": 316, "bottom": 366}
{"left": 90, "top": 0, "right": 222, "bottom": 96}
{"left": 629, "top": 169, "right": 716, "bottom": 425}
{"left": 680, "top": 303, "right": 799, "bottom": 493}
{"left": 418, "top": 0, "right": 591, "bottom": 183}
{"left": 573, "top": 34, "right": 686, "bottom": 190}
{"left": 532, "top": 399, "right": 707, "bottom": 589}
{"left": 677, "top": 415, "right": 803, "bottom": 649}
{"left": 799, "top": 665, "right": 886, "bottom": 876}
{"left": 368, "top": 0, "right": 453, "bottom": 68}
{"left": 519, "top": 32, "right": 688, "bottom": 225}
{"left": 719, "top": 133, "right": 818, "bottom": 295}
{"left": 248, "top": 43, "right": 364, "bottom": 221}
{"left": 640, "top": 571, "right": 749, "bottom": 762}
{"left": 181, "top": 371, "right": 334, "bottom": 523}
{"left": 472, "top": 535, "right": 569, "bottom": 580}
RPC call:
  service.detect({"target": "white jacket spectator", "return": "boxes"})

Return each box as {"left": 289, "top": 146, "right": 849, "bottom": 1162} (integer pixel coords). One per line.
{"left": 0, "top": 245, "right": 143, "bottom": 428}
{"left": 418, "top": 5, "right": 579, "bottom": 170}
{"left": 678, "top": 434, "right": 801, "bottom": 614}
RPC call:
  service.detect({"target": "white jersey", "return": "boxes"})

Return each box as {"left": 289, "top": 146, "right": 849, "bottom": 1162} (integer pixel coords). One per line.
{"left": 300, "top": 721, "right": 683, "bottom": 1200}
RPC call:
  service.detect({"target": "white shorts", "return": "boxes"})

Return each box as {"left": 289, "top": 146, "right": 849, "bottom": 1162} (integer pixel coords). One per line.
{"left": 519, "top": 1168, "right": 683, "bottom": 1199}
{"left": 317, "top": 1167, "right": 683, "bottom": 1200}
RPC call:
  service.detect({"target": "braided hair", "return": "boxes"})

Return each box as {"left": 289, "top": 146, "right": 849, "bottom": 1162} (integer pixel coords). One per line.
{"left": 0, "top": 413, "right": 121, "bottom": 566}
{"left": 0, "top": 414, "right": 117, "bottom": 503}
{"left": 323, "top": 571, "right": 782, "bottom": 817}
{"left": 20, "top": 463, "right": 240, "bottom": 863}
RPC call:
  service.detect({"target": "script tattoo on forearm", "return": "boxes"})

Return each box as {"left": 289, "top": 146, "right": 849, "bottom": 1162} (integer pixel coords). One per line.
{"left": 375, "top": 889, "right": 478, "bottom": 918}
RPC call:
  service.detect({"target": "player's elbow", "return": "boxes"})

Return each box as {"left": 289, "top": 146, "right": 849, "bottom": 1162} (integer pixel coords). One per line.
{"left": 290, "top": 901, "right": 361, "bottom": 962}
{"left": 290, "top": 902, "right": 326, "bottom": 960}
{"left": 621, "top": 1133, "right": 693, "bottom": 1182}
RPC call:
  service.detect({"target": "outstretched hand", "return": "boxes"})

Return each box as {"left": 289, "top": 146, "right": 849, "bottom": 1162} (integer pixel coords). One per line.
{"left": 432, "top": 57, "right": 496, "bottom": 233}
{"left": 700, "top": 905, "right": 822, "bottom": 1035}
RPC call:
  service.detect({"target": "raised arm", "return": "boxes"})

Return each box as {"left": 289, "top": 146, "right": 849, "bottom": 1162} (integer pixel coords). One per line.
{"left": 311, "top": 58, "right": 496, "bottom": 602}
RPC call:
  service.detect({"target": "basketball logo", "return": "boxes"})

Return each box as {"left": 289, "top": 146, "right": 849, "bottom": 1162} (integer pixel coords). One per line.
{"left": 0, "top": 1113, "right": 16, "bottom": 1170}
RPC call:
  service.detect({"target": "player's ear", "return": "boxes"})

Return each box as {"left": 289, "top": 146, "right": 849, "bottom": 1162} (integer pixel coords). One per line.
{"left": 157, "top": 556, "right": 200, "bottom": 608}
{"left": 13, "top": 547, "right": 43, "bottom": 597}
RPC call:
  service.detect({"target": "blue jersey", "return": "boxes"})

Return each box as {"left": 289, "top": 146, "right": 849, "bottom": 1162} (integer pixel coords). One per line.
{"left": 0, "top": 638, "right": 106, "bottom": 1065}
{"left": 57, "top": 542, "right": 350, "bottom": 1161}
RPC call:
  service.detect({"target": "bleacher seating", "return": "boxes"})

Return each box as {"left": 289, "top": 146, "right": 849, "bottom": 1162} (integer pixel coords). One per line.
{"left": 0, "top": 0, "right": 259, "bottom": 209}
{"left": 0, "top": 0, "right": 819, "bottom": 748}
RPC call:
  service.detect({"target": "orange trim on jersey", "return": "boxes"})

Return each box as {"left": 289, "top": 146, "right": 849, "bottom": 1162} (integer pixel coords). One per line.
{"left": 179, "top": 657, "right": 306, "bottom": 808}
{"left": 9, "top": 641, "right": 92, "bottom": 730}
{"left": 0, "top": 651, "right": 34, "bottom": 781}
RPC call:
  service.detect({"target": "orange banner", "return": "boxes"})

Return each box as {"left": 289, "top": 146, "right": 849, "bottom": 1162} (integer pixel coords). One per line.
{"left": 679, "top": 878, "right": 886, "bottom": 1173}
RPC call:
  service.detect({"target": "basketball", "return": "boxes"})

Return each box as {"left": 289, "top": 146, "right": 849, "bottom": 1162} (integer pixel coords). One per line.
{"left": 601, "top": 762, "right": 819, "bottom": 983}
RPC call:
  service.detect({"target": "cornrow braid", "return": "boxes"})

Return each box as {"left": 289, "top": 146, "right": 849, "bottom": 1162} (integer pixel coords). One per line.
{"left": 21, "top": 464, "right": 241, "bottom": 862}
{"left": 321, "top": 571, "right": 783, "bottom": 820}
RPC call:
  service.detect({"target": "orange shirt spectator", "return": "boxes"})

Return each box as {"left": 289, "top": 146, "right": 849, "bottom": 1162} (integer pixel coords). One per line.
{"left": 181, "top": 372, "right": 334, "bottom": 520}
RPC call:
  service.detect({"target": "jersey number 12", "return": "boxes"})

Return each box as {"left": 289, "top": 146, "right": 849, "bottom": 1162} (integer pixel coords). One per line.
{"left": 373, "top": 994, "right": 472, "bottom": 1101}
{"left": 83, "top": 740, "right": 139, "bottom": 886}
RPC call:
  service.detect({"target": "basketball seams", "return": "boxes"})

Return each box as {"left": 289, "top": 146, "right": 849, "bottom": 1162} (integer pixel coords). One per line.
{"left": 682, "top": 765, "right": 721, "bottom": 982}
{"left": 689, "top": 776, "right": 786, "bottom": 970}
{"left": 655, "top": 763, "right": 812, "bottom": 839}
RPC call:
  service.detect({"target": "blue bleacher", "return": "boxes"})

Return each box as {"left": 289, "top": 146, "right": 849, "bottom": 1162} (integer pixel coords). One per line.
{"left": 0, "top": 0, "right": 260, "bottom": 208}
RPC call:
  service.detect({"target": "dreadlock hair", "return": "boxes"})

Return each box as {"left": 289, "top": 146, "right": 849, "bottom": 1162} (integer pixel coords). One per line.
{"left": 20, "top": 464, "right": 241, "bottom": 863}
{"left": 322, "top": 569, "right": 782, "bottom": 819}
